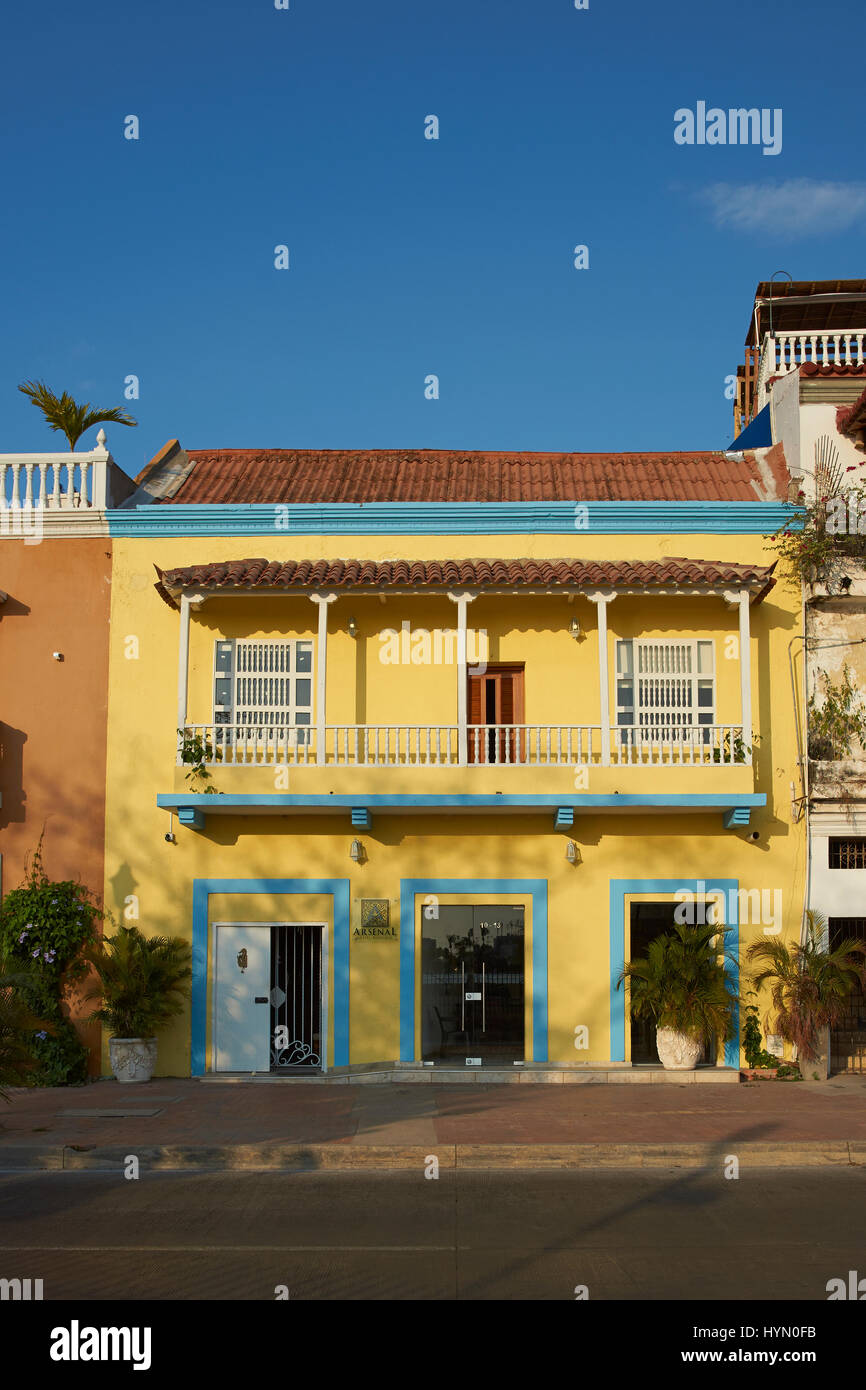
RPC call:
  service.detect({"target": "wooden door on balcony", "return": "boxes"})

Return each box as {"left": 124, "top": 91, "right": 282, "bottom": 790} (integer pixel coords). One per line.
{"left": 467, "top": 665, "right": 525, "bottom": 764}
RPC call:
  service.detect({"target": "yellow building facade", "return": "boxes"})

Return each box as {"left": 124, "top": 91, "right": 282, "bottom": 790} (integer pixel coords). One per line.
{"left": 103, "top": 447, "right": 805, "bottom": 1078}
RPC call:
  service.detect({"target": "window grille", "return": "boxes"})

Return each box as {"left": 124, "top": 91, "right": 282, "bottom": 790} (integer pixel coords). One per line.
{"left": 829, "top": 839, "right": 866, "bottom": 870}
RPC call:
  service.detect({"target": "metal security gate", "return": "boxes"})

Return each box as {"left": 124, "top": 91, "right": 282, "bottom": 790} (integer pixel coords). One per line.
{"left": 829, "top": 916, "right": 866, "bottom": 1074}
{"left": 269, "top": 924, "right": 322, "bottom": 1070}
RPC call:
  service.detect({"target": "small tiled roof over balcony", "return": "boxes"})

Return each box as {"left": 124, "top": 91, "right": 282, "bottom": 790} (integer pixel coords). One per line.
{"left": 156, "top": 556, "right": 776, "bottom": 604}
{"left": 136, "top": 443, "right": 790, "bottom": 505}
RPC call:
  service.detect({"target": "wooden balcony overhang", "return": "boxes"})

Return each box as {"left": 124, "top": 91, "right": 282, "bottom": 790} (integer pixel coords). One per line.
{"left": 157, "top": 790, "right": 766, "bottom": 833}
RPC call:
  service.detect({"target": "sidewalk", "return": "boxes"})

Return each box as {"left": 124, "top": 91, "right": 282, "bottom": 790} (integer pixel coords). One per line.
{"left": 1, "top": 1075, "right": 864, "bottom": 1170}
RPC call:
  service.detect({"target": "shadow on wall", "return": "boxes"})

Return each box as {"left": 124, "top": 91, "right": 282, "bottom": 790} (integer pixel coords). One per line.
{"left": 0, "top": 722, "right": 26, "bottom": 828}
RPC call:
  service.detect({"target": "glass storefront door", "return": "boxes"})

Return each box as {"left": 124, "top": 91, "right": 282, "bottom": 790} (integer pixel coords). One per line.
{"left": 421, "top": 904, "right": 525, "bottom": 1064}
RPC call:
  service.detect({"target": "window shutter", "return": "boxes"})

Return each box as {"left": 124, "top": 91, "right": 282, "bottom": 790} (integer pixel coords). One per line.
{"left": 213, "top": 641, "right": 235, "bottom": 725}
{"left": 213, "top": 639, "right": 314, "bottom": 745}
{"left": 499, "top": 674, "right": 515, "bottom": 725}
{"left": 636, "top": 641, "right": 695, "bottom": 731}
{"left": 234, "top": 640, "right": 295, "bottom": 728}
{"left": 617, "top": 640, "right": 716, "bottom": 736}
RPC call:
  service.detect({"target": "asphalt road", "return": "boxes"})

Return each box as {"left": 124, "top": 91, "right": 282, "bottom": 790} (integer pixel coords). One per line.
{"left": 1, "top": 1168, "right": 865, "bottom": 1301}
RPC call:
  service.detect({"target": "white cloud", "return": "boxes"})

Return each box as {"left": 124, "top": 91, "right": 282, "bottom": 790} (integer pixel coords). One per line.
{"left": 696, "top": 179, "right": 866, "bottom": 236}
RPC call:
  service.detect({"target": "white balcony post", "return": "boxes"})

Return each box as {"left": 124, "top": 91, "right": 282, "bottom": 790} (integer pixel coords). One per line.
{"left": 177, "top": 595, "right": 192, "bottom": 747}
{"left": 176, "top": 593, "right": 209, "bottom": 759}
{"left": 89, "top": 429, "right": 109, "bottom": 508}
{"left": 448, "top": 589, "right": 477, "bottom": 767}
{"left": 586, "top": 591, "right": 615, "bottom": 766}
{"left": 310, "top": 592, "right": 338, "bottom": 766}
{"left": 738, "top": 589, "right": 752, "bottom": 765}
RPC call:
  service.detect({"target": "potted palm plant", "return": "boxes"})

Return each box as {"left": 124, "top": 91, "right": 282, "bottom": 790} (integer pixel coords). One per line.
{"left": 746, "top": 910, "right": 866, "bottom": 1073}
{"left": 84, "top": 926, "right": 192, "bottom": 1083}
{"left": 617, "top": 922, "right": 738, "bottom": 1070}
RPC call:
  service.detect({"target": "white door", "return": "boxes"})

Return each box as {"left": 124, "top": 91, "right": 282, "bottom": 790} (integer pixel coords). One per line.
{"left": 214, "top": 925, "right": 271, "bottom": 1071}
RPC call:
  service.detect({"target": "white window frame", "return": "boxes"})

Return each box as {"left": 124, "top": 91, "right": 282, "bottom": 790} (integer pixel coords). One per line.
{"left": 616, "top": 639, "right": 715, "bottom": 741}
{"left": 213, "top": 638, "right": 315, "bottom": 746}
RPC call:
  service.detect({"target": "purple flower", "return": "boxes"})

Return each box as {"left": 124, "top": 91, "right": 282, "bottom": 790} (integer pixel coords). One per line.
{"left": 31, "top": 949, "right": 40, "bottom": 958}
{"left": 34, "top": 1031, "right": 47, "bottom": 1041}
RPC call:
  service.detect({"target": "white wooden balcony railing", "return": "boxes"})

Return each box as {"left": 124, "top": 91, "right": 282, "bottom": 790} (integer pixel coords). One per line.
{"left": 180, "top": 722, "right": 748, "bottom": 769}
{"left": 755, "top": 329, "right": 866, "bottom": 411}
{"left": 611, "top": 723, "right": 745, "bottom": 766}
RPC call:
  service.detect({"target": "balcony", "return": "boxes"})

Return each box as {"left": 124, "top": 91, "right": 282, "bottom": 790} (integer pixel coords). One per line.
{"left": 0, "top": 433, "right": 136, "bottom": 533}
{"left": 181, "top": 721, "right": 747, "bottom": 769}
{"left": 753, "top": 328, "right": 866, "bottom": 415}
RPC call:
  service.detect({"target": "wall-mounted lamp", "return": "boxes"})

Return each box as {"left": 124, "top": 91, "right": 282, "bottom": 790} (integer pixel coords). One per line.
{"left": 347, "top": 617, "right": 358, "bottom": 637}
{"left": 349, "top": 839, "right": 365, "bottom": 863}
{"left": 569, "top": 617, "right": 581, "bottom": 640}
{"left": 565, "top": 840, "right": 581, "bottom": 865}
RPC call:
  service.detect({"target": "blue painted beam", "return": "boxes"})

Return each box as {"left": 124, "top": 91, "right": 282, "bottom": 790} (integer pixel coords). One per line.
{"left": 110, "top": 500, "right": 797, "bottom": 538}
{"left": 158, "top": 792, "right": 767, "bottom": 812}
{"left": 723, "top": 807, "right": 751, "bottom": 829}
{"left": 351, "top": 807, "right": 372, "bottom": 829}
{"left": 177, "top": 806, "right": 205, "bottom": 831}
{"left": 554, "top": 807, "right": 574, "bottom": 828}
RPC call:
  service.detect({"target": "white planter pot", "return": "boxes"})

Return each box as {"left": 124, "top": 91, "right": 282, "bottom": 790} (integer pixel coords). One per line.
{"left": 109, "top": 1037, "right": 158, "bottom": 1084}
{"left": 656, "top": 1028, "right": 703, "bottom": 1071}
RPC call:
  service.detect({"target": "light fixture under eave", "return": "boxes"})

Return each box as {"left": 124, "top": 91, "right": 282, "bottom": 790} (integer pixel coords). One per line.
{"left": 349, "top": 839, "right": 364, "bottom": 863}
{"left": 347, "top": 617, "right": 358, "bottom": 637}
{"left": 569, "top": 617, "right": 581, "bottom": 639}
{"left": 565, "top": 841, "right": 581, "bottom": 865}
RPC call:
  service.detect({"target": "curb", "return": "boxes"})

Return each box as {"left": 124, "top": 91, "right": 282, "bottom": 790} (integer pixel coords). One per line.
{"left": 1, "top": 1140, "right": 864, "bottom": 1172}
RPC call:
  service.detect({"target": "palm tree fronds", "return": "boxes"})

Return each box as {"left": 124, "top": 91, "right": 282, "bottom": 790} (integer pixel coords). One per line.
{"left": 18, "top": 380, "right": 137, "bottom": 450}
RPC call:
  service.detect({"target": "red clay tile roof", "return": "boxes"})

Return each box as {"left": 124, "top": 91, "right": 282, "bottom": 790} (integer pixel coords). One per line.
{"left": 138, "top": 447, "right": 790, "bottom": 504}
{"left": 799, "top": 361, "right": 866, "bottom": 378}
{"left": 838, "top": 382, "right": 866, "bottom": 437}
{"left": 156, "top": 557, "right": 776, "bottom": 605}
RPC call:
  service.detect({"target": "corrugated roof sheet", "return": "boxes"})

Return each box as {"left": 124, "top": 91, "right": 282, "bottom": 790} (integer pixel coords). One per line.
{"left": 140, "top": 448, "right": 790, "bottom": 504}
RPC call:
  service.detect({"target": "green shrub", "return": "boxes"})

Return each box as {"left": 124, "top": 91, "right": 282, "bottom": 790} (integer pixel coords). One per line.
{"left": 0, "top": 841, "right": 100, "bottom": 1086}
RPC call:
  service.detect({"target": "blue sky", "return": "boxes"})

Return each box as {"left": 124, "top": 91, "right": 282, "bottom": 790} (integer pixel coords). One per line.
{"left": 1, "top": 0, "right": 864, "bottom": 476}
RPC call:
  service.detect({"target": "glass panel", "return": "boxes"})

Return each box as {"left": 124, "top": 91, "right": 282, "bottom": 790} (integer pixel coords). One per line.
{"left": 296, "top": 644, "right": 313, "bottom": 673}
{"left": 295, "top": 678, "right": 311, "bottom": 706}
{"left": 616, "top": 641, "right": 633, "bottom": 676}
{"left": 421, "top": 904, "right": 525, "bottom": 1064}
{"left": 697, "top": 641, "right": 714, "bottom": 674}
{"left": 697, "top": 682, "right": 713, "bottom": 708}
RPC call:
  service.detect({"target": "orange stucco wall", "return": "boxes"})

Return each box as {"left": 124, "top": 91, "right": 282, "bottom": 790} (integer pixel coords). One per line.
{"left": 0, "top": 537, "right": 111, "bottom": 1072}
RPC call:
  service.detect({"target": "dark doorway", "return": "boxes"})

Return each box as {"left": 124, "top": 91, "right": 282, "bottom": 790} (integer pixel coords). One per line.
{"left": 829, "top": 917, "right": 866, "bottom": 1074}
{"left": 628, "top": 902, "right": 716, "bottom": 1065}
{"left": 269, "top": 924, "right": 322, "bottom": 1070}
{"left": 421, "top": 904, "right": 525, "bottom": 1064}
{"left": 467, "top": 664, "right": 525, "bottom": 764}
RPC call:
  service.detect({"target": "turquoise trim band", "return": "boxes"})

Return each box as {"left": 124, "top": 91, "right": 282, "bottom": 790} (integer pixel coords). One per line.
{"left": 190, "top": 877, "right": 351, "bottom": 1074}
{"left": 399, "top": 878, "right": 548, "bottom": 1064}
{"left": 110, "top": 500, "right": 795, "bottom": 538}
{"left": 609, "top": 878, "right": 739, "bottom": 1068}
{"left": 159, "top": 792, "right": 767, "bottom": 812}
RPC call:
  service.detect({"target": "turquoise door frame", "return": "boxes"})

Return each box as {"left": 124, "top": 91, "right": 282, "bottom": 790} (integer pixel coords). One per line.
{"left": 610, "top": 878, "right": 740, "bottom": 1068}
{"left": 399, "top": 878, "right": 548, "bottom": 1063}
{"left": 190, "top": 877, "right": 351, "bottom": 1075}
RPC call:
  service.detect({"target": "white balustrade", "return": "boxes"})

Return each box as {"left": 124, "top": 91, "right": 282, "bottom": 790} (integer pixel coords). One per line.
{"left": 610, "top": 724, "right": 745, "bottom": 766}
{"left": 0, "top": 434, "right": 115, "bottom": 512}
{"left": 756, "top": 329, "right": 866, "bottom": 410}
{"left": 180, "top": 722, "right": 749, "bottom": 769}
